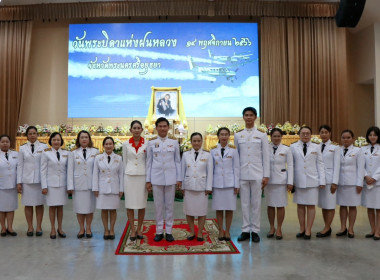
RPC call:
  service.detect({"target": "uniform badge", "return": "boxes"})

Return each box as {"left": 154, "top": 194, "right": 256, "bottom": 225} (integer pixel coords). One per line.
{"left": 227, "top": 156, "right": 232, "bottom": 158}
{"left": 62, "top": 155, "right": 68, "bottom": 158}
{"left": 349, "top": 154, "right": 355, "bottom": 157}
{"left": 91, "top": 155, "right": 95, "bottom": 157}
{"left": 200, "top": 159, "right": 207, "bottom": 162}
{"left": 114, "top": 160, "right": 119, "bottom": 163}
{"left": 311, "top": 152, "right": 317, "bottom": 155}
{"left": 155, "top": 143, "right": 159, "bottom": 148}
{"left": 37, "top": 151, "right": 42, "bottom": 153}
{"left": 279, "top": 153, "right": 285, "bottom": 156}
{"left": 77, "top": 162, "right": 80, "bottom": 165}
{"left": 168, "top": 145, "right": 173, "bottom": 148}
{"left": 329, "top": 150, "right": 334, "bottom": 152}
{"left": 76, "top": 156, "right": 80, "bottom": 159}
{"left": 102, "top": 170, "right": 105, "bottom": 173}
{"left": 215, "top": 161, "right": 218, "bottom": 165}
{"left": 187, "top": 164, "right": 191, "bottom": 168}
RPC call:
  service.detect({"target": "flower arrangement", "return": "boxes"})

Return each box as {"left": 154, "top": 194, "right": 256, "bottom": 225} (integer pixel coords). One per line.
{"left": 228, "top": 123, "right": 242, "bottom": 133}
{"left": 73, "top": 125, "right": 82, "bottom": 134}
{"left": 105, "top": 125, "right": 114, "bottom": 135}
{"left": 121, "top": 125, "right": 129, "bottom": 135}
{"left": 17, "top": 124, "right": 29, "bottom": 135}
{"left": 257, "top": 124, "right": 268, "bottom": 134}
{"left": 180, "top": 138, "right": 192, "bottom": 152}
{"left": 96, "top": 125, "right": 105, "bottom": 134}
{"left": 355, "top": 136, "right": 368, "bottom": 147}
{"left": 89, "top": 125, "right": 97, "bottom": 133}
{"left": 65, "top": 139, "right": 77, "bottom": 151}
{"left": 311, "top": 136, "right": 321, "bottom": 144}
{"left": 114, "top": 138, "right": 123, "bottom": 155}
{"left": 113, "top": 126, "right": 121, "bottom": 134}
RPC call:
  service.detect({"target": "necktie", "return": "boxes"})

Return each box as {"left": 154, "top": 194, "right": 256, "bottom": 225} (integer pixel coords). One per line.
{"left": 31, "top": 143, "right": 34, "bottom": 154}
{"left": 83, "top": 149, "right": 87, "bottom": 159}
{"left": 321, "top": 143, "right": 326, "bottom": 153}
{"left": 273, "top": 146, "right": 278, "bottom": 155}
{"left": 371, "top": 146, "right": 374, "bottom": 154}
{"left": 303, "top": 143, "right": 307, "bottom": 156}
{"left": 344, "top": 148, "right": 348, "bottom": 156}
{"left": 5, "top": 152, "right": 8, "bottom": 161}
{"left": 56, "top": 151, "right": 60, "bottom": 161}
{"left": 221, "top": 148, "right": 225, "bottom": 158}
{"left": 108, "top": 155, "right": 111, "bottom": 163}
{"left": 195, "top": 151, "right": 199, "bottom": 161}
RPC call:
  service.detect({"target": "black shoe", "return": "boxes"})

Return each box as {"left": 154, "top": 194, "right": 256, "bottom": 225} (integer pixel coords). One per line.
{"left": 296, "top": 231, "right": 305, "bottom": 238}
{"left": 187, "top": 235, "right": 195, "bottom": 241}
{"left": 136, "top": 234, "right": 144, "bottom": 240}
{"left": 50, "top": 234, "right": 56, "bottom": 239}
{"left": 36, "top": 231, "right": 43, "bottom": 237}
{"left": 304, "top": 234, "right": 311, "bottom": 240}
{"left": 130, "top": 235, "right": 137, "bottom": 241}
{"left": 86, "top": 232, "right": 93, "bottom": 238}
{"left": 237, "top": 232, "right": 250, "bottom": 241}
{"left": 27, "top": 231, "right": 34, "bottom": 237}
{"left": 77, "top": 232, "right": 85, "bottom": 239}
{"left": 374, "top": 236, "right": 380, "bottom": 241}
{"left": 154, "top": 233, "right": 164, "bottom": 242}
{"left": 251, "top": 232, "right": 260, "bottom": 243}
{"left": 1, "top": 231, "right": 7, "bottom": 237}
{"left": 166, "top": 234, "right": 175, "bottom": 242}
{"left": 218, "top": 236, "right": 225, "bottom": 241}
{"left": 276, "top": 235, "right": 283, "bottom": 240}
{"left": 224, "top": 236, "right": 231, "bottom": 241}
{"left": 6, "top": 229, "right": 17, "bottom": 236}
{"left": 336, "top": 229, "right": 348, "bottom": 237}
{"left": 197, "top": 237, "right": 204, "bottom": 242}
{"left": 109, "top": 235, "right": 115, "bottom": 240}
{"left": 57, "top": 231, "right": 66, "bottom": 238}
{"left": 348, "top": 232, "right": 355, "bottom": 238}
{"left": 266, "top": 232, "right": 275, "bottom": 238}
{"left": 365, "top": 233, "right": 374, "bottom": 238}
{"left": 103, "top": 235, "right": 109, "bottom": 240}
{"left": 316, "top": 228, "right": 332, "bottom": 238}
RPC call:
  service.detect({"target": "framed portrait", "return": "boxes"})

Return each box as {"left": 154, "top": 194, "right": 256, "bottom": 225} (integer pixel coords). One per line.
{"left": 152, "top": 87, "right": 180, "bottom": 120}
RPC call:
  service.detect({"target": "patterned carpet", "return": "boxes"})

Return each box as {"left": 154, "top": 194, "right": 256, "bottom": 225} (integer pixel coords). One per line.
{"left": 115, "top": 219, "right": 240, "bottom": 255}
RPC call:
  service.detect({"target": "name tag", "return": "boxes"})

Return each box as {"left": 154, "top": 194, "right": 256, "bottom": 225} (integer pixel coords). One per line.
{"left": 62, "top": 155, "right": 68, "bottom": 158}
{"left": 349, "top": 154, "right": 355, "bottom": 157}
{"left": 374, "top": 153, "right": 380, "bottom": 156}
{"left": 76, "top": 156, "right": 80, "bottom": 159}
{"left": 329, "top": 150, "right": 334, "bottom": 152}
{"left": 37, "top": 151, "right": 42, "bottom": 153}
{"left": 279, "top": 153, "right": 285, "bottom": 156}
{"left": 114, "top": 160, "right": 119, "bottom": 163}
{"left": 200, "top": 159, "right": 207, "bottom": 162}
{"left": 91, "top": 155, "right": 95, "bottom": 157}
{"left": 168, "top": 145, "right": 173, "bottom": 148}
{"left": 226, "top": 156, "right": 232, "bottom": 158}
{"left": 12, "top": 156, "right": 17, "bottom": 159}
{"left": 311, "top": 152, "right": 317, "bottom": 155}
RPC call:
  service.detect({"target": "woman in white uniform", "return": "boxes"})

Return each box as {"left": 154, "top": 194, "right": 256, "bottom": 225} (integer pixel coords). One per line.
{"left": 291, "top": 126, "right": 325, "bottom": 240}
{"left": 362, "top": 126, "right": 380, "bottom": 240}
{"left": 41, "top": 132, "right": 71, "bottom": 239}
{"left": 0, "top": 135, "right": 18, "bottom": 237}
{"left": 17, "top": 126, "right": 48, "bottom": 237}
{"left": 265, "top": 128, "right": 293, "bottom": 240}
{"left": 316, "top": 125, "right": 340, "bottom": 238}
{"left": 210, "top": 127, "right": 240, "bottom": 241}
{"left": 336, "top": 129, "right": 365, "bottom": 238}
{"left": 67, "top": 131, "right": 98, "bottom": 239}
{"left": 181, "top": 132, "right": 213, "bottom": 241}
{"left": 92, "top": 137, "right": 123, "bottom": 240}
{"left": 122, "top": 120, "right": 147, "bottom": 241}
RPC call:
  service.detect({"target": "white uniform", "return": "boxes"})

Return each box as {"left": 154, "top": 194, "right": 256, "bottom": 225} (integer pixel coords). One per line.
{"left": 234, "top": 128, "right": 269, "bottom": 233}
{"left": 17, "top": 141, "right": 48, "bottom": 206}
{"left": 362, "top": 145, "right": 380, "bottom": 209}
{"left": 146, "top": 136, "right": 181, "bottom": 235}
{"left": 92, "top": 152, "right": 124, "bottom": 210}
{"left": 181, "top": 148, "right": 213, "bottom": 216}
{"left": 337, "top": 145, "right": 365, "bottom": 206}
{"left": 0, "top": 150, "right": 18, "bottom": 212}
{"left": 122, "top": 138, "right": 148, "bottom": 209}
{"left": 210, "top": 144, "right": 240, "bottom": 211}
{"left": 318, "top": 140, "right": 340, "bottom": 210}
{"left": 67, "top": 147, "right": 98, "bottom": 214}
{"left": 40, "top": 148, "right": 71, "bottom": 206}
{"left": 291, "top": 141, "right": 325, "bottom": 205}
{"left": 265, "top": 143, "right": 293, "bottom": 207}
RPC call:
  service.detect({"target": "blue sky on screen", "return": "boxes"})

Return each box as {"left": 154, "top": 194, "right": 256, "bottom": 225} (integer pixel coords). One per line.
{"left": 68, "top": 22, "right": 259, "bottom": 118}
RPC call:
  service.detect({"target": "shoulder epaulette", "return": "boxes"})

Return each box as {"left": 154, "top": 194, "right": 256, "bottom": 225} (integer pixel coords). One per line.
{"left": 40, "top": 142, "right": 47, "bottom": 144}
{"left": 236, "top": 128, "right": 244, "bottom": 133}
{"left": 210, "top": 145, "right": 218, "bottom": 150}
{"left": 282, "top": 143, "right": 290, "bottom": 147}
{"left": 257, "top": 127, "right": 266, "bottom": 133}
{"left": 61, "top": 148, "right": 67, "bottom": 151}
{"left": 168, "top": 135, "right": 176, "bottom": 140}
{"left": 150, "top": 136, "right": 158, "bottom": 141}
{"left": 228, "top": 144, "right": 236, "bottom": 149}
{"left": 202, "top": 148, "right": 210, "bottom": 152}
{"left": 9, "top": 148, "right": 16, "bottom": 151}
{"left": 354, "top": 143, "right": 369, "bottom": 147}
{"left": 331, "top": 142, "right": 339, "bottom": 146}
{"left": 291, "top": 140, "right": 298, "bottom": 145}
{"left": 44, "top": 148, "right": 52, "bottom": 152}
{"left": 95, "top": 153, "right": 102, "bottom": 157}
{"left": 21, "top": 143, "right": 27, "bottom": 146}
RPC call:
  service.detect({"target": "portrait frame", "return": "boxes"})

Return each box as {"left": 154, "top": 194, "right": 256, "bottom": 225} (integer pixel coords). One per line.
{"left": 152, "top": 86, "right": 180, "bottom": 120}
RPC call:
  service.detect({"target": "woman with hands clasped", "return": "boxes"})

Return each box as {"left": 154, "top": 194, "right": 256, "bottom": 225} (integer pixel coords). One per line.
{"left": 336, "top": 130, "right": 365, "bottom": 238}
{"left": 181, "top": 133, "right": 213, "bottom": 241}
{"left": 92, "top": 137, "right": 123, "bottom": 240}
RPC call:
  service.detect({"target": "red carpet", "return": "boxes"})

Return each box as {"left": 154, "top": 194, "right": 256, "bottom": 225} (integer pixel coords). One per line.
{"left": 115, "top": 219, "right": 240, "bottom": 255}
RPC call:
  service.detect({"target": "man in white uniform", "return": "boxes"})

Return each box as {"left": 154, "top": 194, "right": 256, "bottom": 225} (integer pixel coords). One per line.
{"left": 235, "top": 107, "right": 270, "bottom": 243}
{"left": 146, "top": 117, "right": 181, "bottom": 242}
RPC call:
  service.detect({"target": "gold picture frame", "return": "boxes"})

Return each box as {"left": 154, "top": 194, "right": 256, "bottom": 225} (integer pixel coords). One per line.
{"left": 152, "top": 86, "right": 180, "bottom": 120}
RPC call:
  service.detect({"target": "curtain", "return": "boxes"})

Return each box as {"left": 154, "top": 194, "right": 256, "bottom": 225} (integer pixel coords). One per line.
{"left": 0, "top": 1, "right": 338, "bottom": 21}
{"left": 0, "top": 21, "right": 33, "bottom": 145}
{"left": 260, "top": 17, "right": 348, "bottom": 141}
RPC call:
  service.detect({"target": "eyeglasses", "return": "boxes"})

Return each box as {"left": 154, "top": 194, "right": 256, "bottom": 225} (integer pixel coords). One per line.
{"left": 300, "top": 133, "right": 311, "bottom": 136}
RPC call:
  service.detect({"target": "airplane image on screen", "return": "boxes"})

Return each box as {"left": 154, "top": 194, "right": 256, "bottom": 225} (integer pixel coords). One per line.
{"left": 208, "top": 49, "right": 254, "bottom": 65}
{"left": 188, "top": 56, "right": 237, "bottom": 82}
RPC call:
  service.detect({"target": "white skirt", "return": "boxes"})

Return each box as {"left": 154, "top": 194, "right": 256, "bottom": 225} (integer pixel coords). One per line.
{"left": 337, "top": 185, "right": 361, "bottom": 207}
{"left": 0, "top": 188, "right": 18, "bottom": 212}
{"left": 22, "top": 183, "right": 45, "bottom": 206}
{"left": 212, "top": 187, "right": 236, "bottom": 211}
{"left": 293, "top": 187, "right": 319, "bottom": 205}
{"left": 46, "top": 187, "right": 68, "bottom": 206}
{"left": 73, "top": 190, "right": 95, "bottom": 214}
{"left": 362, "top": 186, "right": 380, "bottom": 209}
{"left": 265, "top": 184, "right": 288, "bottom": 207}
{"left": 124, "top": 175, "right": 147, "bottom": 209}
{"left": 318, "top": 184, "right": 337, "bottom": 210}
{"left": 183, "top": 190, "right": 209, "bottom": 216}
{"left": 96, "top": 194, "right": 120, "bottom": 210}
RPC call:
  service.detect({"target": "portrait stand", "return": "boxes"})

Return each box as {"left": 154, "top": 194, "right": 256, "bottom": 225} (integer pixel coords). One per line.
{"left": 145, "top": 86, "right": 188, "bottom": 142}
